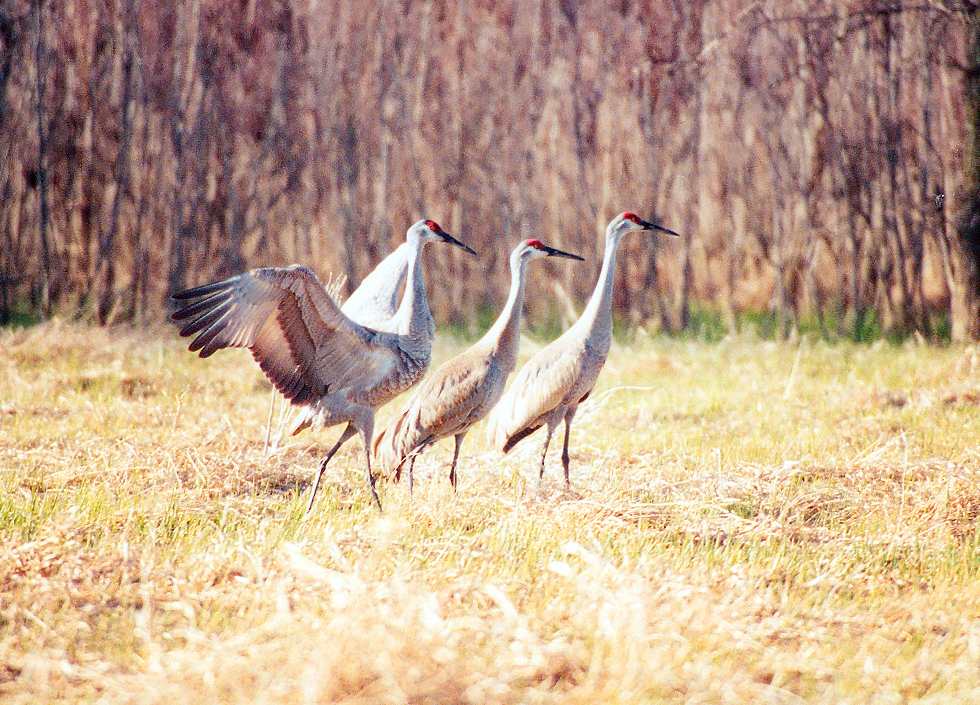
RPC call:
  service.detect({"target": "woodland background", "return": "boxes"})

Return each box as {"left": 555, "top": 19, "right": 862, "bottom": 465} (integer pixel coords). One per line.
{"left": 0, "top": 0, "right": 977, "bottom": 340}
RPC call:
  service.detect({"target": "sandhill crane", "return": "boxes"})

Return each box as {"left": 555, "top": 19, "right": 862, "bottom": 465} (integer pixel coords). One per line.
{"left": 373, "top": 239, "right": 584, "bottom": 492}
{"left": 170, "top": 219, "right": 477, "bottom": 512}
{"left": 487, "top": 212, "right": 679, "bottom": 486}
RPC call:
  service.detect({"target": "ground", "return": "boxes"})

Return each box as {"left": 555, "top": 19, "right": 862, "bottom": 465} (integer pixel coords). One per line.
{"left": 0, "top": 322, "right": 977, "bottom": 704}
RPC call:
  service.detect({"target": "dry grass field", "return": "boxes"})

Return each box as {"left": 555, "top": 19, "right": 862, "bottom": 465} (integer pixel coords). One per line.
{"left": 0, "top": 322, "right": 977, "bottom": 704}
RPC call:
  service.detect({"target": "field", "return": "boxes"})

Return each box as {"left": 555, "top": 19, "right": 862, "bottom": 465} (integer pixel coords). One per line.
{"left": 0, "top": 322, "right": 977, "bottom": 704}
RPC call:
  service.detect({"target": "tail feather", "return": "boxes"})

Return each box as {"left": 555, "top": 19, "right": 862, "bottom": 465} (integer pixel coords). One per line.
{"left": 289, "top": 406, "right": 316, "bottom": 436}
{"left": 374, "top": 404, "right": 426, "bottom": 474}
{"left": 501, "top": 424, "right": 541, "bottom": 454}
{"left": 487, "top": 393, "right": 537, "bottom": 453}
{"left": 371, "top": 424, "right": 388, "bottom": 457}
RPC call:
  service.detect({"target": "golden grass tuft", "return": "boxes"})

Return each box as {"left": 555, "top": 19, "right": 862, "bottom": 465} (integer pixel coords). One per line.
{"left": 0, "top": 322, "right": 977, "bottom": 703}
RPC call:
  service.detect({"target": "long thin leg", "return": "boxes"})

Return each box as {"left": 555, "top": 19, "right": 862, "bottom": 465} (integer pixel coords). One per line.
{"left": 538, "top": 424, "right": 555, "bottom": 483}
{"left": 561, "top": 408, "right": 576, "bottom": 488}
{"left": 449, "top": 433, "right": 465, "bottom": 491}
{"left": 352, "top": 417, "right": 382, "bottom": 512}
{"left": 407, "top": 455, "right": 416, "bottom": 496}
{"left": 306, "top": 423, "right": 356, "bottom": 513}
{"left": 363, "top": 439, "right": 382, "bottom": 512}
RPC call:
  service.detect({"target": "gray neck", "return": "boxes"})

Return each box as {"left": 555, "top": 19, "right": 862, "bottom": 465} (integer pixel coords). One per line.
{"left": 576, "top": 233, "right": 621, "bottom": 351}
{"left": 395, "top": 238, "right": 434, "bottom": 343}
{"left": 478, "top": 252, "right": 528, "bottom": 372}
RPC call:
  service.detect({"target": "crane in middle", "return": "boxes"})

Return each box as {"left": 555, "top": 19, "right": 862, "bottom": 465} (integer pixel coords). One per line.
{"left": 373, "top": 239, "right": 583, "bottom": 493}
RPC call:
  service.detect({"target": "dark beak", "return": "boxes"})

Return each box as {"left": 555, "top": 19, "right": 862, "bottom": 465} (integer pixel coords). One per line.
{"left": 641, "top": 218, "right": 680, "bottom": 237}
{"left": 544, "top": 244, "right": 585, "bottom": 261}
{"left": 440, "top": 231, "right": 478, "bottom": 256}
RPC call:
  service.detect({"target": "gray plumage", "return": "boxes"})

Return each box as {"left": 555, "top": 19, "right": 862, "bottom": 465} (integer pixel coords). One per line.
{"left": 487, "top": 212, "right": 679, "bottom": 486}
{"left": 373, "top": 239, "right": 583, "bottom": 492}
{"left": 171, "top": 219, "right": 476, "bottom": 512}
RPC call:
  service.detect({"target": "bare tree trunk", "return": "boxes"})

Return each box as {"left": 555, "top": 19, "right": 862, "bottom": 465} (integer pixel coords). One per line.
{"left": 769, "top": 157, "right": 789, "bottom": 340}
{"left": 33, "top": 0, "right": 51, "bottom": 314}
{"left": 676, "top": 4, "right": 705, "bottom": 332}
{"left": 882, "top": 13, "right": 911, "bottom": 333}
{"left": 948, "top": 9, "right": 979, "bottom": 341}
{"left": 98, "top": 2, "right": 135, "bottom": 324}
{"left": 847, "top": 202, "right": 865, "bottom": 339}
{"left": 722, "top": 202, "right": 742, "bottom": 334}
{"left": 130, "top": 59, "right": 152, "bottom": 322}
{"left": 339, "top": 114, "right": 358, "bottom": 295}
{"left": 0, "top": 7, "right": 16, "bottom": 324}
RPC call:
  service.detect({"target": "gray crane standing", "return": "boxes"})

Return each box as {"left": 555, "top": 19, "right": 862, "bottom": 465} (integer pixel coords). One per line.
{"left": 170, "top": 219, "right": 477, "bottom": 512}
{"left": 373, "top": 239, "right": 584, "bottom": 492}
{"left": 487, "top": 212, "right": 679, "bottom": 485}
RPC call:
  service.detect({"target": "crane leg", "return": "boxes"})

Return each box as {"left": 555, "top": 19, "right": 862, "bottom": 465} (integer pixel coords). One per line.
{"left": 562, "top": 408, "right": 577, "bottom": 488}
{"left": 449, "top": 433, "right": 465, "bottom": 491}
{"left": 358, "top": 420, "right": 383, "bottom": 512}
{"left": 306, "top": 423, "right": 356, "bottom": 514}
{"left": 363, "top": 444, "right": 382, "bottom": 512}
{"left": 538, "top": 424, "right": 555, "bottom": 484}
{"left": 407, "top": 455, "right": 416, "bottom": 496}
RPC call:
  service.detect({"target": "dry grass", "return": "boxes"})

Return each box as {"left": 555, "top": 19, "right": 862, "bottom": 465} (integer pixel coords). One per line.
{"left": 0, "top": 322, "right": 977, "bottom": 704}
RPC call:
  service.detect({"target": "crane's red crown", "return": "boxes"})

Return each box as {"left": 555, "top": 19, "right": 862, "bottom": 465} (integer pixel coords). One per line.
{"left": 525, "top": 239, "right": 545, "bottom": 249}
{"left": 424, "top": 219, "right": 441, "bottom": 232}
{"left": 622, "top": 212, "right": 641, "bottom": 223}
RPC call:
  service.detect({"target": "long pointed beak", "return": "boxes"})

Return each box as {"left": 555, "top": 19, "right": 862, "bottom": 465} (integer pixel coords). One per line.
{"left": 544, "top": 244, "right": 585, "bottom": 261}
{"left": 440, "top": 231, "right": 478, "bottom": 256}
{"left": 641, "top": 219, "right": 680, "bottom": 237}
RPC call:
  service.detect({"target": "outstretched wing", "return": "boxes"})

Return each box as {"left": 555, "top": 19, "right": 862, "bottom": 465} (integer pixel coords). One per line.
{"left": 488, "top": 341, "right": 587, "bottom": 452}
{"left": 171, "top": 265, "right": 398, "bottom": 405}
{"left": 340, "top": 243, "right": 410, "bottom": 326}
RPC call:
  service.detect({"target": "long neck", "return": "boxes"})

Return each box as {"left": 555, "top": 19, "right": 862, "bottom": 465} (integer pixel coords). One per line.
{"left": 395, "top": 238, "right": 432, "bottom": 339}
{"left": 576, "top": 233, "right": 620, "bottom": 350}
{"left": 478, "top": 254, "right": 528, "bottom": 370}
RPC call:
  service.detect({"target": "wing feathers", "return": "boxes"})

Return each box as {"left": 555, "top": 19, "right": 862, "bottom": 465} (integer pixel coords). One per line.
{"left": 172, "top": 266, "right": 400, "bottom": 407}
{"left": 341, "top": 243, "right": 409, "bottom": 324}
{"left": 170, "top": 290, "right": 233, "bottom": 321}
{"left": 195, "top": 308, "right": 237, "bottom": 358}
{"left": 171, "top": 277, "right": 238, "bottom": 300}
{"left": 277, "top": 294, "right": 317, "bottom": 374}
{"left": 180, "top": 300, "right": 233, "bottom": 341}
